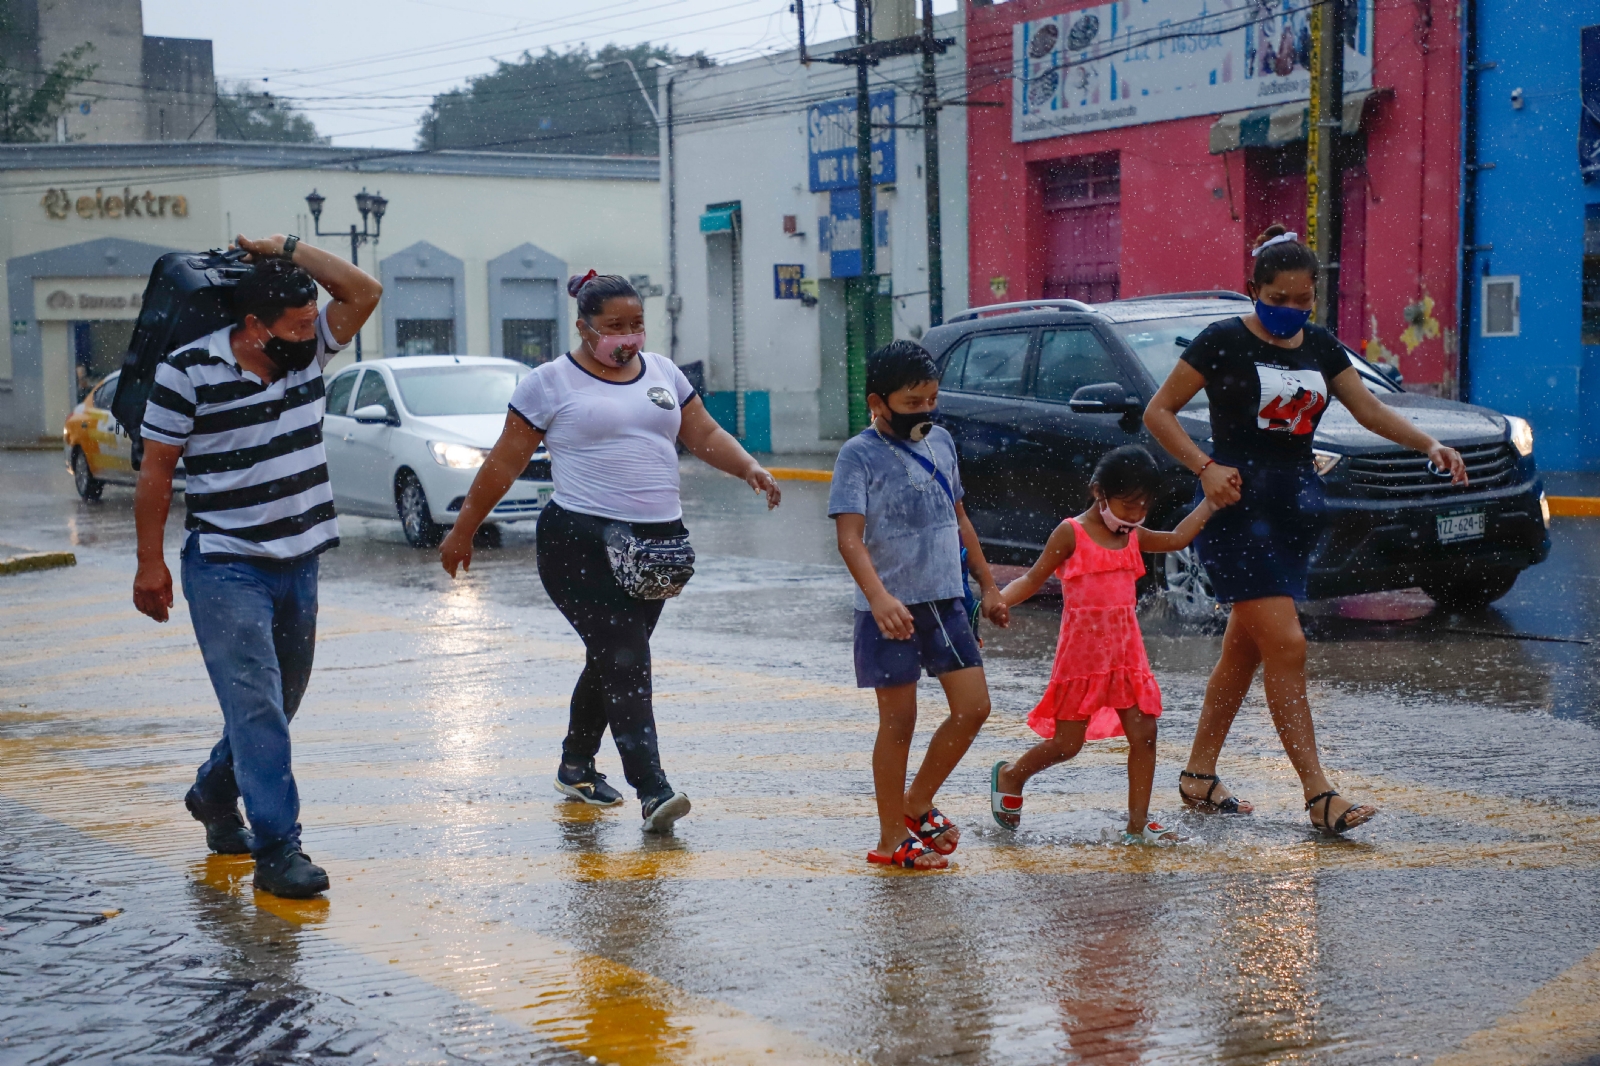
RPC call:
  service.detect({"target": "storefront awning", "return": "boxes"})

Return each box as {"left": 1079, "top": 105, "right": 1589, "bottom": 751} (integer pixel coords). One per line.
{"left": 699, "top": 205, "right": 740, "bottom": 233}
{"left": 1208, "top": 88, "right": 1389, "bottom": 155}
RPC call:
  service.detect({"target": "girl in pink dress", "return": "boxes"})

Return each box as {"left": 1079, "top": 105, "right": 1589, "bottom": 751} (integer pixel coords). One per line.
{"left": 991, "top": 446, "right": 1215, "bottom": 844}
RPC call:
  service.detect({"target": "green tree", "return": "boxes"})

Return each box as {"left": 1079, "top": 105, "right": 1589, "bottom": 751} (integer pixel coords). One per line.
{"left": 0, "top": 0, "right": 96, "bottom": 144}
{"left": 215, "top": 81, "right": 325, "bottom": 143}
{"left": 417, "top": 43, "right": 708, "bottom": 156}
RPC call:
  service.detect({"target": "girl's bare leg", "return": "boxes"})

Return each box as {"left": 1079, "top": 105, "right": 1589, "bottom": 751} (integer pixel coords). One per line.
{"left": 1117, "top": 707, "right": 1159, "bottom": 832}
{"left": 995, "top": 720, "right": 1089, "bottom": 796}
{"left": 1228, "top": 597, "right": 1375, "bottom": 829}
{"left": 1181, "top": 608, "right": 1261, "bottom": 813}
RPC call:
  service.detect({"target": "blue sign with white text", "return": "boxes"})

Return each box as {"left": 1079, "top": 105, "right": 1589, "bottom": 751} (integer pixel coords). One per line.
{"left": 808, "top": 91, "right": 896, "bottom": 192}
{"left": 821, "top": 188, "right": 889, "bottom": 278}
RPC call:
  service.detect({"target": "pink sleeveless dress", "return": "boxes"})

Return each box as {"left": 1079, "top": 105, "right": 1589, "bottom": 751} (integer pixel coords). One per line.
{"left": 1026, "top": 518, "right": 1163, "bottom": 740}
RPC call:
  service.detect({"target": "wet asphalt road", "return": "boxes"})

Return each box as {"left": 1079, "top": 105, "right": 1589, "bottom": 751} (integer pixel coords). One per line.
{"left": 3, "top": 448, "right": 1600, "bottom": 1066}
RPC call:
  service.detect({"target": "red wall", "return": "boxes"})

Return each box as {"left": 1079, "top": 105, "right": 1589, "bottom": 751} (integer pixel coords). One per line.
{"left": 966, "top": 0, "right": 1462, "bottom": 393}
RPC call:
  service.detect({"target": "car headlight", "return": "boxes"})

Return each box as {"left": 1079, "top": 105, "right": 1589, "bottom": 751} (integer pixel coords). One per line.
{"left": 1311, "top": 449, "right": 1343, "bottom": 477}
{"left": 429, "top": 441, "right": 488, "bottom": 469}
{"left": 1506, "top": 415, "right": 1534, "bottom": 457}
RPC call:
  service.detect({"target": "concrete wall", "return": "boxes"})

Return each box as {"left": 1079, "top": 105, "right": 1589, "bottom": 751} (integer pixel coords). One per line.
{"left": 670, "top": 12, "right": 969, "bottom": 453}
{"left": 1467, "top": 2, "right": 1600, "bottom": 471}
{"left": 143, "top": 36, "right": 216, "bottom": 142}
{"left": 35, "top": 0, "right": 149, "bottom": 143}
{"left": 0, "top": 146, "right": 662, "bottom": 443}
{"left": 965, "top": 0, "right": 1463, "bottom": 396}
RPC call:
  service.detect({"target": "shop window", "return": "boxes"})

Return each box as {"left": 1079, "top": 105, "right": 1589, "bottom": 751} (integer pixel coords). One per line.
{"left": 1482, "top": 276, "right": 1520, "bottom": 338}
{"left": 396, "top": 319, "right": 455, "bottom": 356}
{"left": 1041, "top": 153, "right": 1121, "bottom": 303}
{"left": 502, "top": 319, "right": 556, "bottom": 365}
{"left": 1033, "top": 330, "right": 1123, "bottom": 403}
{"left": 1584, "top": 205, "right": 1600, "bottom": 345}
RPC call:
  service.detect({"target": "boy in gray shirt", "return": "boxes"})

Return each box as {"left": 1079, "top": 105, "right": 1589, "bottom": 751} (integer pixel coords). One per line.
{"left": 829, "top": 341, "right": 1009, "bottom": 870}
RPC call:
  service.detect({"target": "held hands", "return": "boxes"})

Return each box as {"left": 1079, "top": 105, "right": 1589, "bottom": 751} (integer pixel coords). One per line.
{"left": 439, "top": 527, "right": 473, "bottom": 577}
{"left": 869, "top": 592, "right": 916, "bottom": 641}
{"left": 132, "top": 560, "right": 173, "bottom": 622}
{"left": 981, "top": 586, "right": 1010, "bottom": 628}
{"left": 1200, "top": 461, "right": 1243, "bottom": 508}
{"left": 1428, "top": 442, "right": 1469, "bottom": 485}
{"left": 744, "top": 464, "right": 782, "bottom": 509}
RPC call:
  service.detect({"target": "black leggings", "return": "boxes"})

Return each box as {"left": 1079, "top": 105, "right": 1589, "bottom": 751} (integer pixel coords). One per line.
{"left": 535, "top": 501, "right": 682, "bottom": 801}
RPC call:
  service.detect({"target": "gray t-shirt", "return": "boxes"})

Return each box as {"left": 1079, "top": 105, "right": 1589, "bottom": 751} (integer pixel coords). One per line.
{"left": 827, "top": 425, "right": 966, "bottom": 611}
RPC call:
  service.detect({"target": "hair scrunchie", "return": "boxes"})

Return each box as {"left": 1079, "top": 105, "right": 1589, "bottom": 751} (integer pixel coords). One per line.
{"left": 1252, "top": 232, "right": 1300, "bottom": 257}
{"left": 566, "top": 269, "right": 599, "bottom": 297}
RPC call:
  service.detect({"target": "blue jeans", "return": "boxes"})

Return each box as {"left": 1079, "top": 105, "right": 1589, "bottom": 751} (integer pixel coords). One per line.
{"left": 181, "top": 535, "right": 318, "bottom": 853}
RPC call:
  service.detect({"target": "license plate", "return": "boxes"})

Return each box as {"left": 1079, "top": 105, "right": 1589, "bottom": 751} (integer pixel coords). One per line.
{"left": 1437, "top": 511, "right": 1485, "bottom": 544}
{"left": 537, "top": 486, "right": 553, "bottom": 506}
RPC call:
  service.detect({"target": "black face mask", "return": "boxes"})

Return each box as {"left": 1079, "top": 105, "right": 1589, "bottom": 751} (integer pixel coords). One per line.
{"left": 885, "top": 406, "right": 938, "bottom": 442}
{"left": 263, "top": 333, "right": 320, "bottom": 373}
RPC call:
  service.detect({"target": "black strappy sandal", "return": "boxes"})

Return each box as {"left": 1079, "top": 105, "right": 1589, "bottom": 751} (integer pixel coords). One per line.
{"left": 1179, "top": 771, "right": 1252, "bottom": 815}
{"left": 1306, "top": 790, "right": 1377, "bottom": 836}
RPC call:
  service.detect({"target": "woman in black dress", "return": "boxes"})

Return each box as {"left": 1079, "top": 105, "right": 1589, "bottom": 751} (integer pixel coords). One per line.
{"left": 1143, "top": 226, "right": 1468, "bottom": 835}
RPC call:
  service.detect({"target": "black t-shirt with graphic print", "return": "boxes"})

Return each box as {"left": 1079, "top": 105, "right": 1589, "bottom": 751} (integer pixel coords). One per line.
{"left": 1180, "top": 316, "right": 1353, "bottom": 463}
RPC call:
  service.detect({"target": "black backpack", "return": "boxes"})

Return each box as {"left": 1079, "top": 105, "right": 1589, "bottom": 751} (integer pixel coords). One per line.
{"left": 112, "top": 247, "right": 252, "bottom": 468}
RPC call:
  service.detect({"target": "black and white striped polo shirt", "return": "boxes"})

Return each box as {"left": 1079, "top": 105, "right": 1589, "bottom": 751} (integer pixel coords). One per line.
{"left": 141, "top": 309, "right": 345, "bottom": 564}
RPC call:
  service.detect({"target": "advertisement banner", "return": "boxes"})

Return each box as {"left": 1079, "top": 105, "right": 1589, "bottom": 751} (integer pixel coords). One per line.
{"left": 818, "top": 189, "right": 890, "bottom": 278}
{"left": 808, "top": 90, "right": 897, "bottom": 192}
{"left": 1012, "top": 0, "right": 1372, "bottom": 143}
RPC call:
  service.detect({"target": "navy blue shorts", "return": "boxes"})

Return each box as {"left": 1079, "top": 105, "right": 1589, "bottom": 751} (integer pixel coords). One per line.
{"left": 854, "top": 598, "right": 982, "bottom": 689}
{"left": 1193, "top": 458, "right": 1325, "bottom": 604}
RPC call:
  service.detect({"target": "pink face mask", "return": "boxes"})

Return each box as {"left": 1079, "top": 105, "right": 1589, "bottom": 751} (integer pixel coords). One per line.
{"left": 587, "top": 329, "right": 645, "bottom": 368}
{"left": 1098, "top": 500, "right": 1145, "bottom": 534}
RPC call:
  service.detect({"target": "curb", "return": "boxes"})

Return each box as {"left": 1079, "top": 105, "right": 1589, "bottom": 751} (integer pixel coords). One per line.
{"left": 0, "top": 551, "right": 77, "bottom": 576}
{"left": 1547, "top": 496, "right": 1600, "bottom": 518}
{"left": 767, "top": 467, "right": 832, "bottom": 483}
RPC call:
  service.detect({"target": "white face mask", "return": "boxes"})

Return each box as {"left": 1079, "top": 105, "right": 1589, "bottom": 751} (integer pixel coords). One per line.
{"left": 1098, "top": 499, "right": 1145, "bottom": 534}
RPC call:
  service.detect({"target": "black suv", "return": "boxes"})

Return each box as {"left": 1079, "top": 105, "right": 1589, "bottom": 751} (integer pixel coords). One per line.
{"left": 922, "top": 294, "right": 1551, "bottom": 613}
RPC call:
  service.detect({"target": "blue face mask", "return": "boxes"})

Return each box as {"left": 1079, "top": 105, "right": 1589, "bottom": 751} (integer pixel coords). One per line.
{"left": 1254, "top": 300, "right": 1312, "bottom": 339}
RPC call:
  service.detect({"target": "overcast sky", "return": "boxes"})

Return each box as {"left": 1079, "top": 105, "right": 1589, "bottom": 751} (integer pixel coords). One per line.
{"left": 143, "top": 0, "right": 958, "bottom": 150}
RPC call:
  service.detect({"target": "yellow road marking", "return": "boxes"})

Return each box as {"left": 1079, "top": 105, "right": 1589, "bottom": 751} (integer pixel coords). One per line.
{"left": 1433, "top": 942, "right": 1600, "bottom": 1066}
{"left": 766, "top": 467, "right": 832, "bottom": 483}
{"left": 1545, "top": 495, "right": 1600, "bottom": 518}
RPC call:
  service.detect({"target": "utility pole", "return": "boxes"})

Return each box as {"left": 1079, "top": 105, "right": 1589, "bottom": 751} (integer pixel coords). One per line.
{"left": 1306, "top": 0, "right": 1346, "bottom": 330}
{"left": 920, "top": 0, "right": 943, "bottom": 327}
{"left": 855, "top": 0, "right": 877, "bottom": 353}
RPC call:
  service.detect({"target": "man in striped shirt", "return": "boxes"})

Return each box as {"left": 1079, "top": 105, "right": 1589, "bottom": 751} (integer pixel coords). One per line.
{"left": 133, "top": 233, "right": 381, "bottom": 899}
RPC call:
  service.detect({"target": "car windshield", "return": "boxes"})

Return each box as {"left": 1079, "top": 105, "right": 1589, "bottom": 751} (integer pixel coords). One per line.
{"left": 1110, "top": 311, "right": 1401, "bottom": 408}
{"left": 392, "top": 365, "right": 530, "bottom": 416}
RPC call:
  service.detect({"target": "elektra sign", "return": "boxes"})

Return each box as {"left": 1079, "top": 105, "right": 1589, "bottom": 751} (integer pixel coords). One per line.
{"left": 1013, "top": 0, "right": 1373, "bottom": 143}
{"left": 808, "top": 91, "right": 896, "bottom": 192}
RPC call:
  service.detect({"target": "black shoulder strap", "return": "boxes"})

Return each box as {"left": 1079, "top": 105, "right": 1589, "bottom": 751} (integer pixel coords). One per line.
{"left": 882, "top": 432, "right": 956, "bottom": 509}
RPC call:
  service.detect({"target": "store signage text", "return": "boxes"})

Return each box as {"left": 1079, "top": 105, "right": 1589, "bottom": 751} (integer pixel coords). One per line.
{"left": 40, "top": 186, "right": 189, "bottom": 221}
{"left": 45, "top": 289, "right": 142, "bottom": 313}
{"left": 808, "top": 91, "right": 896, "bottom": 192}
{"left": 817, "top": 188, "right": 889, "bottom": 278}
{"left": 773, "top": 264, "right": 806, "bottom": 300}
{"left": 1012, "top": 0, "right": 1374, "bottom": 143}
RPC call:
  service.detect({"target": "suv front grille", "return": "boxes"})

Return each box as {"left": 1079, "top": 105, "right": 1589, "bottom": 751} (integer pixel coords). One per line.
{"left": 1337, "top": 441, "right": 1517, "bottom": 496}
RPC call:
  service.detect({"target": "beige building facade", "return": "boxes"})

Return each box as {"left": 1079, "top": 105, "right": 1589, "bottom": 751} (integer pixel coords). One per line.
{"left": 0, "top": 143, "right": 663, "bottom": 444}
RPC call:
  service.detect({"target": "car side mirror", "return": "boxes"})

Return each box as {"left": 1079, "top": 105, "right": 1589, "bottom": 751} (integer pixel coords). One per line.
{"left": 1069, "top": 382, "right": 1142, "bottom": 415}
{"left": 352, "top": 404, "right": 395, "bottom": 424}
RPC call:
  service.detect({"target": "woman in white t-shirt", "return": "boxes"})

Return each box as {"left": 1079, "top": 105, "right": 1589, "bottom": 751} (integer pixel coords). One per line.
{"left": 440, "top": 272, "right": 781, "bottom": 834}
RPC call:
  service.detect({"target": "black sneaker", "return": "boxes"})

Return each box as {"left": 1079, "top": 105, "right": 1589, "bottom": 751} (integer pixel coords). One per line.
{"left": 253, "top": 841, "right": 330, "bottom": 899}
{"left": 554, "top": 762, "right": 625, "bottom": 807}
{"left": 185, "top": 787, "right": 253, "bottom": 855}
{"left": 641, "top": 792, "right": 691, "bottom": 834}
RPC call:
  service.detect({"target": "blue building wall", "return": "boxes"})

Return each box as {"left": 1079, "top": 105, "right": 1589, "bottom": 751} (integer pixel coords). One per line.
{"left": 1467, "top": 4, "right": 1600, "bottom": 471}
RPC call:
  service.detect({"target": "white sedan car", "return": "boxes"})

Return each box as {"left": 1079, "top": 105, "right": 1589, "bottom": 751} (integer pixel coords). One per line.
{"left": 322, "top": 355, "right": 552, "bottom": 548}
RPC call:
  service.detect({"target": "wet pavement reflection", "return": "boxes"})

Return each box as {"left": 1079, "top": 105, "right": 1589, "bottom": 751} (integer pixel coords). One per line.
{"left": 3, "top": 450, "right": 1600, "bottom": 1065}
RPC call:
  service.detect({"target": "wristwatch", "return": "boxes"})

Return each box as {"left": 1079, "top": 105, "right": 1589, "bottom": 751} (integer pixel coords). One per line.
{"left": 281, "top": 234, "right": 300, "bottom": 260}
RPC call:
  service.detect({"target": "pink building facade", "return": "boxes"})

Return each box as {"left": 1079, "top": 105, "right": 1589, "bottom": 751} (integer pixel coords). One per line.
{"left": 967, "top": 0, "right": 1463, "bottom": 395}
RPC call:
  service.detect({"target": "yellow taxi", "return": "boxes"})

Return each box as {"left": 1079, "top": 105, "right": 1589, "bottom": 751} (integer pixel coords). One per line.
{"left": 61, "top": 372, "right": 182, "bottom": 499}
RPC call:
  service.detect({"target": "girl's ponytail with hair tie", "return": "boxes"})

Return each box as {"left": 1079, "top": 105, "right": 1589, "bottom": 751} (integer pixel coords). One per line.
{"left": 567, "top": 269, "right": 599, "bottom": 298}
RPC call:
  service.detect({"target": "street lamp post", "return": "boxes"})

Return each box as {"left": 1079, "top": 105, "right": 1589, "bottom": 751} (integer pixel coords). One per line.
{"left": 586, "top": 58, "right": 680, "bottom": 363}
{"left": 305, "top": 186, "right": 387, "bottom": 361}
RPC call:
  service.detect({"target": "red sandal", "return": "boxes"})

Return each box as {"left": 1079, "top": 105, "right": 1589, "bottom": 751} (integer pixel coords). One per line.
{"left": 905, "top": 807, "right": 960, "bottom": 855}
{"left": 867, "top": 836, "right": 947, "bottom": 870}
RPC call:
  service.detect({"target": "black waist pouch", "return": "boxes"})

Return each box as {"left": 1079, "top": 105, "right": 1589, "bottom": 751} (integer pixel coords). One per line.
{"left": 603, "top": 523, "right": 696, "bottom": 600}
